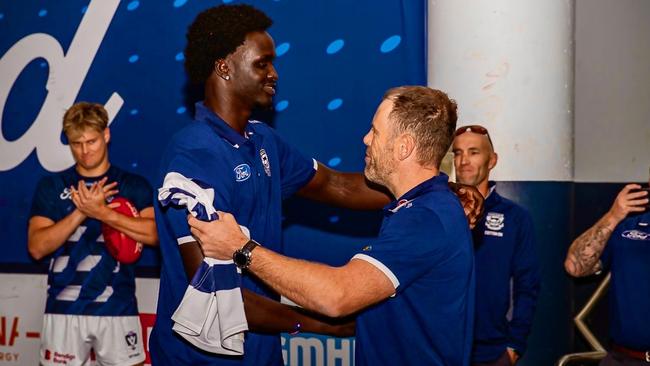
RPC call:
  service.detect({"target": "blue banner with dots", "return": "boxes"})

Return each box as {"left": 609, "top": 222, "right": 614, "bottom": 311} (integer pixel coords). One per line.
{"left": 0, "top": 0, "right": 425, "bottom": 270}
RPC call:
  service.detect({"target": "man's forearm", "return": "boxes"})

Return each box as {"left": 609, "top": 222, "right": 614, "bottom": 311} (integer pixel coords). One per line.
{"left": 180, "top": 241, "right": 354, "bottom": 336}
{"left": 565, "top": 212, "right": 619, "bottom": 277}
{"left": 242, "top": 290, "right": 354, "bottom": 337}
{"left": 249, "top": 247, "right": 350, "bottom": 317}
{"left": 28, "top": 211, "right": 86, "bottom": 260}
{"left": 298, "top": 166, "right": 391, "bottom": 210}
{"left": 99, "top": 208, "right": 158, "bottom": 245}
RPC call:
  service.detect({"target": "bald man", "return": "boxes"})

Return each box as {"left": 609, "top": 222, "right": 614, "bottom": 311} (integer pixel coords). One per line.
{"left": 452, "top": 125, "right": 541, "bottom": 366}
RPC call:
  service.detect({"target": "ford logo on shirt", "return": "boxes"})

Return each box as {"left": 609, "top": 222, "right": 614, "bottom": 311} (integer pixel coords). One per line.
{"left": 621, "top": 229, "right": 650, "bottom": 241}
{"left": 234, "top": 164, "right": 251, "bottom": 182}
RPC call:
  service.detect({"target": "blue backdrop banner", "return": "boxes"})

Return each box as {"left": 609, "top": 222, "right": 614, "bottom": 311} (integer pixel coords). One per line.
{"left": 0, "top": 0, "right": 425, "bottom": 273}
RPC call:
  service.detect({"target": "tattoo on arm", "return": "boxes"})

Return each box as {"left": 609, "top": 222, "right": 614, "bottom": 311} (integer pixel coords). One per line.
{"left": 567, "top": 223, "right": 612, "bottom": 276}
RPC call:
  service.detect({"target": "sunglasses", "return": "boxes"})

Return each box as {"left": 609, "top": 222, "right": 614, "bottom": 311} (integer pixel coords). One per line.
{"left": 454, "top": 125, "right": 493, "bottom": 147}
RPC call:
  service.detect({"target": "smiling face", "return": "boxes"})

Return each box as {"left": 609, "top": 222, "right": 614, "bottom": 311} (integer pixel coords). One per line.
{"left": 225, "top": 31, "right": 278, "bottom": 110}
{"left": 452, "top": 131, "right": 497, "bottom": 192}
{"left": 363, "top": 99, "right": 397, "bottom": 187}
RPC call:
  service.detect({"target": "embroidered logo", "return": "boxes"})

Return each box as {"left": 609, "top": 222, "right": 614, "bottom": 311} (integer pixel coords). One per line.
{"left": 60, "top": 187, "right": 72, "bottom": 200}
{"left": 485, "top": 212, "right": 505, "bottom": 231}
{"left": 621, "top": 229, "right": 650, "bottom": 241}
{"left": 234, "top": 164, "right": 251, "bottom": 182}
{"left": 389, "top": 199, "right": 414, "bottom": 213}
{"left": 61, "top": 181, "right": 96, "bottom": 200}
{"left": 260, "top": 149, "right": 271, "bottom": 177}
{"left": 125, "top": 331, "right": 138, "bottom": 350}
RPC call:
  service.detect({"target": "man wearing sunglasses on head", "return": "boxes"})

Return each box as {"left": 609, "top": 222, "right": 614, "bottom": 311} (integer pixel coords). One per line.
{"left": 452, "top": 125, "right": 541, "bottom": 366}
{"left": 565, "top": 175, "right": 650, "bottom": 365}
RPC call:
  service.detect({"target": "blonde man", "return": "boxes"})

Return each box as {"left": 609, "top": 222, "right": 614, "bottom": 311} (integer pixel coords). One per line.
{"left": 28, "top": 102, "right": 158, "bottom": 366}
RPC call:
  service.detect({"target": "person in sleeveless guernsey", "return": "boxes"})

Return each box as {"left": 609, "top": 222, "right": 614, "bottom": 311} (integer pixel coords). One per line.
{"left": 28, "top": 102, "right": 159, "bottom": 366}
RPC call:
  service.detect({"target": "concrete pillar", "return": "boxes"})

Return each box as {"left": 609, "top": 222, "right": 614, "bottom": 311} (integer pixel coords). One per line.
{"left": 428, "top": 1, "right": 575, "bottom": 365}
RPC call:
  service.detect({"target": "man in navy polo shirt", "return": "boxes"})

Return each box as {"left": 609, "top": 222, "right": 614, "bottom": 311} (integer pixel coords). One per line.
{"left": 565, "top": 178, "right": 650, "bottom": 365}
{"left": 151, "top": 5, "right": 393, "bottom": 365}
{"left": 191, "top": 86, "right": 476, "bottom": 366}
{"left": 452, "top": 125, "right": 541, "bottom": 366}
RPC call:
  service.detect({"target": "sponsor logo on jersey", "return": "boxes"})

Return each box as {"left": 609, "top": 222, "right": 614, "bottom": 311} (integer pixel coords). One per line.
{"left": 60, "top": 181, "right": 96, "bottom": 200}
{"left": 234, "top": 164, "right": 251, "bottom": 182}
{"left": 621, "top": 229, "right": 650, "bottom": 241}
{"left": 485, "top": 212, "right": 505, "bottom": 231}
{"left": 60, "top": 187, "right": 72, "bottom": 200}
{"left": 260, "top": 149, "right": 271, "bottom": 177}
{"left": 125, "top": 330, "right": 138, "bottom": 350}
{"left": 45, "top": 350, "right": 75, "bottom": 364}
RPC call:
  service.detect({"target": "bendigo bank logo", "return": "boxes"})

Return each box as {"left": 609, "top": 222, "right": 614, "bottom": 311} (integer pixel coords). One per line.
{"left": 0, "top": 0, "right": 123, "bottom": 172}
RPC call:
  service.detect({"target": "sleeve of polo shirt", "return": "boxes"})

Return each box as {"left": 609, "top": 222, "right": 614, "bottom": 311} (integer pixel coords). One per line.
{"left": 123, "top": 174, "right": 154, "bottom": 211}
{"left": 161, "top": 148, "right": 233, "bottom": 245}
{"left": 352, "top": 207, "right": 445, "bottom": 293}
{"left": 30, "top": 176, "right": 58, "bottom": 220}
{"left": 600, "top": 225, "right": 619, "bottom": 271}
{"left": 269, "top": 129, "right": 317, "bottom": 200}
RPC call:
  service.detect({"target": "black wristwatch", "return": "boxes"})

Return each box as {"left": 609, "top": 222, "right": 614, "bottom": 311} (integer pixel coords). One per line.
{"left": 233, "top": 239, "right": 260, "bottom": 269}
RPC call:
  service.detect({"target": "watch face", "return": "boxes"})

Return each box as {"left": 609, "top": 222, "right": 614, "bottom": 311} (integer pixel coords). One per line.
{"left": 233, "top": 250, "right": 249, "bottom": 267}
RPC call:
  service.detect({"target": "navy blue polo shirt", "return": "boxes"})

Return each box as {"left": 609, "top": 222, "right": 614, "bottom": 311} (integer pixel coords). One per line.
{"left": 30, "top": 165, "right": 153, "bottom": 316}
{"left": 601, "top": 210, "right": 650, "bottom": 350}
{"left": 150, "top": 102, "right": 316, "bottom": 365}
{"left": 352, "top": 174, "right": 475, "bottom": 366}
{"left": 471, "top": 183, "right": 540, "bottom": 363}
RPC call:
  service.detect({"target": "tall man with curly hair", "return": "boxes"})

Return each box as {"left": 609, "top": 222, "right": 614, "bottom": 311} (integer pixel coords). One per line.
{"left": 151, "top": 4, "right": 392, "bottom": 365}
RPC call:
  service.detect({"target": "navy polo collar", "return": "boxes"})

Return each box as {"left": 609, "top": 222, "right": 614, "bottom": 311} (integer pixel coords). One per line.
{"left": 194, "top": 102, "right": 254, "bottom": 148}
{"left": 484, "top": 181, "right": 502, "bottom": 209}
{"left": 384, "top": 173, "right": 450, "bottom": 214}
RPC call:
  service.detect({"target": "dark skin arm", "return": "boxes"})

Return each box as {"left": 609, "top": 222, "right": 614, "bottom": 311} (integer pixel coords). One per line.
{"left": 299, "top": 163, "right": 484, "bottom": 228}
{"left": 179, "top": 241, "right": 354, "bottom": 337}
{"left": 297, "top": 163, "right": 392, "bottom": 209}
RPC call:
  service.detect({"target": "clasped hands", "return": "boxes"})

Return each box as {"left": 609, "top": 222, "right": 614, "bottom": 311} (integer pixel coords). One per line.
{"left": 69, "top": 177, "right": 120, "bottom": 220}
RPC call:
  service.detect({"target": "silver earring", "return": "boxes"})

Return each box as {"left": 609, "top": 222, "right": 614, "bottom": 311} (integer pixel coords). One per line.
{"left": 224, "top": 75, "right": 230, "bottom": 81}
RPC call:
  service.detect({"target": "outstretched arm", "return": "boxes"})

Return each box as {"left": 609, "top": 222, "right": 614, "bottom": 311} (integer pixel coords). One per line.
{"left": 298, "top": 163, "right": 483, "bottom": 226}
{"left": 297, "top": 163, "right": 391, "bottom": 210}
{"left": 565, "top": 184, "right": 648, "bottom": 277}
{"left": 190, "top": 212, "right": 395, "bottom": 318}
{"left": 179, "top": 241, "right": 354, "bottom": 337}
{"left": 178, "top": 239, "right": 354, "bottom": 337}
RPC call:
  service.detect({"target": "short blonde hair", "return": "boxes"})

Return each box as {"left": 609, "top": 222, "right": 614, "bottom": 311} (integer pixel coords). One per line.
{"left": 63, "top": 102, "right": 108, "bottom": 138}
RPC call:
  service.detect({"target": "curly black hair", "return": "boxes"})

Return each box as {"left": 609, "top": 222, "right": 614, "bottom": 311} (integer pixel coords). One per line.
{"left": 184, "top": 4, "right": 273, "bottom": 84}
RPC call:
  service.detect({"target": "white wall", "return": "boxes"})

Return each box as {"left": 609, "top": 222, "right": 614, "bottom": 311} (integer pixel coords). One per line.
{"left": 575, "top": 0, "right": 650, "bottom": 183}
{"left": 428, "top": 0, "right": 574, "bottom": 182}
